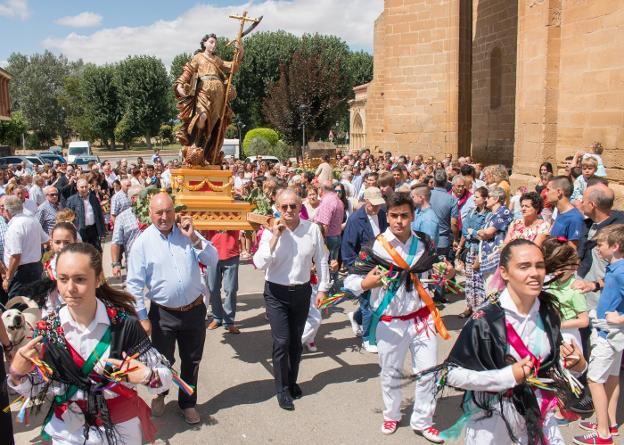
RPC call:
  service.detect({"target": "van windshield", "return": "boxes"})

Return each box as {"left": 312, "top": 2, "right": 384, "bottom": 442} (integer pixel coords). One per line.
{"left": 69, "top": 147, "right": 88, "bottom": 155}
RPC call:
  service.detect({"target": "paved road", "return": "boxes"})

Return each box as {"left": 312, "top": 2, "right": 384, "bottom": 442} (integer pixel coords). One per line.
{"left": 10, "top": 243, "right": 618, "bottom": 444}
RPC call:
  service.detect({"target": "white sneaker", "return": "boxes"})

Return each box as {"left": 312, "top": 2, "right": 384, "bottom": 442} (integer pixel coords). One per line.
{"left": 347, "top": 311, "right": 363, "bottom": 337}
{"left": 415, "top": 425, "right": 445, "bottom": 444}
{"left": 363, "top": 340, "right": 378, "bottom": 353}
{"left": 305, "top": 341, "right": 318, "bottom": 352}
{"left": 381, "top": 420, "right": 398, "bottom": 435}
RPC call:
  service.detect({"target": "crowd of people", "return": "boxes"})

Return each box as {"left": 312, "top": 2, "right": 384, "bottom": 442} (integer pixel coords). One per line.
{"left": 0, "top": 142, "right": 622, "bottom": 445}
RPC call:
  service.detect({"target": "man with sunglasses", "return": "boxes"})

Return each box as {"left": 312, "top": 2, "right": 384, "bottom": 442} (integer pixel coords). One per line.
{"left": 254, "top": 189, "right": 329, "bottom": 411}
{"left": 36, "top": 186, "right": 62, "bottom": 235}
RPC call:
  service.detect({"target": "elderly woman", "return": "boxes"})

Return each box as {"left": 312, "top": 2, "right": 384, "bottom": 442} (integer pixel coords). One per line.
{"left": 484, "top": 164, "right": 511, "bottom": 206}
{"left": 456, "top": 186, "right": 490, "bottom": 317}
{"left": 477, "top": 186, "right": 513, "bottom": 294}
{"left": 504, "top": 191, "right": 550, "bottom": 247}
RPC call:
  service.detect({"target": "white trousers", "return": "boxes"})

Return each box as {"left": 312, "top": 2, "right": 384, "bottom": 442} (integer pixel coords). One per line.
{"left": 302, "top": 292, "right": 322, "bottom": 345}
{"left": 376, "top": 316, "right": 438, "bottom": 429}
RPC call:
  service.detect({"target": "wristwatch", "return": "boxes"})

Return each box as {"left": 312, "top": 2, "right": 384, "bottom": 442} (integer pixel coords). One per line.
{"left": 594, "top": 281, "right": 603, "bottom": 292}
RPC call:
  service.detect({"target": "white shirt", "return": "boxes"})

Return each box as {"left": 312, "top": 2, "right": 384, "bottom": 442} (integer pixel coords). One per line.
{"left": 22, "top": 198, "right": 38, "bottom": 216}
{"left": 253, "top": 219, "right": 330, "bottom": 292}
{"left": 4, "top": 213, "right": 49, "bottom": 265}
{"left": 446, "top": 289, "right": 562, "bottom": 445}
{"left": 83, "top": 197, "right": 95, "bottom": 226}
{"left": 29, "top": 185, "right": 45, "bottom": 206}
{"left": 9, "top": 299, "right": 172, "bottom": 444}
{"left": 344, "top": 228, "right": 428, "bottom": 317}
{"left": 367, "top": 213, "right": 381, "bottom": 236}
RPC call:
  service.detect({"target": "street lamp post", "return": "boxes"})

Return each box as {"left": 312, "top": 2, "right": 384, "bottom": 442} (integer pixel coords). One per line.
{"left": 298, "top": 104, "right": 308, "bottom": 161}
{"left": 236, "top": 119, "right": 245, "bottom": 159}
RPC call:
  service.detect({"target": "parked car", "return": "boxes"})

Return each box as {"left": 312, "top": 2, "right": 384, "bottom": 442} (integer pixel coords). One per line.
{"left": 0, "top": 156, "right": 34, "bottom": 170}
{"left": 244, "top": 155, "right": 280, "bottom": 165}
{"left": 25, "top": 155, "right": 45, "bottom": 166}
{"left": 38, "top": 152, "right": 67, "bottom": 165}
{"left": 67, "top": 141, "right": 91, "bottom": 163}
{"left": 48, "top": 146, "right": 63, "bottom": 155}
{"left": 73, "top": 155, "right": 101, "bottom": 171}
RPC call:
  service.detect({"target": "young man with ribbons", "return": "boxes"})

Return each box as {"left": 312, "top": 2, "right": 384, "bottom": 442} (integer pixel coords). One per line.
{"left": 343, "top": 192, "right": 451, "bottom": 443}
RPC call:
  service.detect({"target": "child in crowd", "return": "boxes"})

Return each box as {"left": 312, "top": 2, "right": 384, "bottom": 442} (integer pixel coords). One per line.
{"left": 573, "top": 142, "right": 607, "bottom": 178}
{"left": 571, "top": 157, "right": 598, "bottom": 204}
{"left": 509, "top": 185, "right": 527, "bottom": 220}
{"left": 542, "top": 237, "right": 589, "bottom": 350}
{"left": 574, "top": 224, "right": 624, "bottom": 445}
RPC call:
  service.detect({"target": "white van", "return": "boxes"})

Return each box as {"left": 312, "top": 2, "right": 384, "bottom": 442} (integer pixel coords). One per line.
{"left": 221, "top": 138, "right": 240, "bottom": 159}
{"left": 67, "top": 141, "right": 91, "bottom": 164}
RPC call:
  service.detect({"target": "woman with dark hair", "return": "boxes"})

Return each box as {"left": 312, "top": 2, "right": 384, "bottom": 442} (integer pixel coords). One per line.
{"left": 504, "top": 191, "right": 550, "bottom": 247}
{"left": 8, "top": 243, "right": 174, "bottom": 444}
{"left": 417, "top": 239, "right": 587, "bottom": 444}
{"left": 540, "top": 162, "right": 554, "bottom": 177}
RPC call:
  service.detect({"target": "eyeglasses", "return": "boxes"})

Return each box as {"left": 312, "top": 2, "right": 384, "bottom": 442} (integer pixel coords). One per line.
{"left": 334, "top": 189, "right": 343, "bottom": 193}
{"left": 47, "top": 193, "right": 58, "bottom": 196}
{"left": 280, "top": 204, "right": 297, "bottom": 211}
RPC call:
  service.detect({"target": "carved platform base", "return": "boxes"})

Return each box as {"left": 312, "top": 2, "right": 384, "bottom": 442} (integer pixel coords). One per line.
{"left": 171, "top": 167, "right": 255, "bottom": 230}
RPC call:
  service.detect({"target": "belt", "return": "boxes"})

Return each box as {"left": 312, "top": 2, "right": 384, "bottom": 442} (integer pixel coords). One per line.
{"left": 200, "top": 75, "right": 222, "bottom": 82}
{"left": 154, "top": 295, "right": 204, "bottom": 312}
{"left": 269, "top": 282, "right": 310, "bottom": 292}
{"left": 380, "top": 305, "right": 430, "bottom": 323}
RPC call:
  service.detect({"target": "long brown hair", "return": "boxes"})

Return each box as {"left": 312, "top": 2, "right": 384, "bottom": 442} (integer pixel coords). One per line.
{"left": 57, "top": 243, "right": 137, "bottom": 316}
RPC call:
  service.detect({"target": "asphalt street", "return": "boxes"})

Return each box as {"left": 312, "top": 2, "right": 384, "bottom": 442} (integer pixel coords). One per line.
{"left": 9, "top": 241, "right": 622, "bottom": 444}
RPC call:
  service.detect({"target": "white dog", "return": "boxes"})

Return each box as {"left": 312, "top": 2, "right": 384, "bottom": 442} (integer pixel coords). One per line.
{"left": 1, "top": 296, "right": 42, "bottom": 350}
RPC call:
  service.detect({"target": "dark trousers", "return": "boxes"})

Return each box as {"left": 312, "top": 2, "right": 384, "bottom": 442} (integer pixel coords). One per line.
{"left": 80, "top": 224, "right": 102, "bottom": 252}
{"left": 0, "top": 348, "right": 15, "bottom": 445}
{"left": 9, "top": 262, "right": 43, "bottom": 298}
{"left": 149, "top": 302, "right": 207, "bottom": 409}
{"left": 264, "top": 281, "right": 311, "bottom": 395}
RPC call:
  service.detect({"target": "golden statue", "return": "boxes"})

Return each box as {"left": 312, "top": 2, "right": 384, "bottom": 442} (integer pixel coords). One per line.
{"left": 174, "top": 13, "right": 262, "bottom": 166}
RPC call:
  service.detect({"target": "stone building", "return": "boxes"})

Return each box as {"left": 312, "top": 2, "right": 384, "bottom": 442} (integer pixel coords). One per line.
{"left": 349, "top": 0, "right": 624, "bottom": 196}
{"left": 0, "top": 68, "right": 11, "bottom": 121}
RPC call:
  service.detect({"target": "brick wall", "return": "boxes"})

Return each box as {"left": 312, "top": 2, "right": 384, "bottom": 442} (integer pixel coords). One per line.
{"left": 365, "top": 0, "right": 461, "bottom": 158}
{"left": 470, "top": 0, "right": 518, "bottom": 166}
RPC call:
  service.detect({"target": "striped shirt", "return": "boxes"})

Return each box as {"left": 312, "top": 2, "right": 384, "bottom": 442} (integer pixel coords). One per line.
{"left": 110, "top": 191, "right": 131, "bottom": 217}
{"left": 111, "top": 207, "right": 141, "bottom": 255}
{"left": 36, "top": 201, "right": 61, "bottom": 235}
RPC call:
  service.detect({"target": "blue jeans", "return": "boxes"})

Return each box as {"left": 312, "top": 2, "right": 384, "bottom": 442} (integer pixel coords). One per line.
{"left": 206, "top": 256, "right": 239, "bottom": 326}
{"left": 354, "top": 291, "right": 372, "bottom": 341}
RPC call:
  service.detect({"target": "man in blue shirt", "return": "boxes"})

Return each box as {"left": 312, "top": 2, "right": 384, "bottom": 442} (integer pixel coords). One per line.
{"left": 429, "top": 169, "right": 458, "bottom": 258}
{"left": 127, "top": 193, "right": 218, "bottom": 425}
{"left": 410, "top": 183, "right": 440, "bottom": 246}
{"left": 545, "top": 176, "right": 585, "bottom": 247}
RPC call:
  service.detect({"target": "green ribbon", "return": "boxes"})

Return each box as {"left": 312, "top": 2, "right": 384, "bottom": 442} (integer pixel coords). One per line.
{"left": 41, "top": 326, "right": 112, "bottom": 440}
{"left": 368, "top": 235, "right": 419, "bottom": 346}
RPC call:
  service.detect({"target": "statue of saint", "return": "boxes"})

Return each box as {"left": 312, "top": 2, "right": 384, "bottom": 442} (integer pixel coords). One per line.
{"left": 174, "top": 33, "right": 243, "bottom": 165}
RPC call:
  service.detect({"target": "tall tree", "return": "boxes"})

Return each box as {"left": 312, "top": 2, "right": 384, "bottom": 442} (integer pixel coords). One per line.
{"left": 347, "top": 50, "right": 373, "bottom": 87}
{"left": 262, "top": 34, "right": 352, "bottom": 144}
{"left": 81, "top": 64, "right": 121, "bottom": 148}
{"left": 0, "top": 111, "right": 28, "bottom": 147}
{"left": 116, "top": 56, "right": 172, "bottom": 149}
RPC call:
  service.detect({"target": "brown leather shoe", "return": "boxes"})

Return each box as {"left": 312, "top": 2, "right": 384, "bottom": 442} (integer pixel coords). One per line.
{"left": 151, "top": 394, "right": 166, "bottom": 417}
{"left": 207, "top": 320, "right": 221, "bottom": 330}
{"left": 227, "top": 325, "right": 240, "bottom": 334}
{"left": 182, "top": 407, "right": 201, "bottom": 425}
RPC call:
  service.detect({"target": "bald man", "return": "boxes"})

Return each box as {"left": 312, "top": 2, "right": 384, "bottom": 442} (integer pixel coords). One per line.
{"left": 64, "top": 178, "right": 106, "bottom": 251}
{"left": 127, "top": 193, "right": 217, "bottom": 424}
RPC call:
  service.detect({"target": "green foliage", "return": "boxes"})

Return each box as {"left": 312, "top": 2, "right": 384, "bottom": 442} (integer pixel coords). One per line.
{"left": 116, "top": 56, "right": 172, "bottom": 149}
{"left": 347, "top": 51, "right": 374, "bottom": 87}
{"left": 170, "top": 52, "right": 191, "bottom": 81}
{"left": 25, "top": 132, "right": 39, "bottom": 149}
{"left": 245, "top": 137, "right": 271, "bottom": 157}
{"left": 245, "top": 187, "right": 272, "bottom": 216}
{"left": 263, "top": 34, "right": 352, "bottom": 144}
{"left": 159, "top": 124, "right": 174, "bottom": 145}
{"left": 81, "top": 64, "right": 122, "bottom": 148}
{"left": 225, "top": 124, "right": 238, "bottom": 139}
{"left": 242, "top": 127, "right": 279, "bottom": 151}
{"left": 0, "top": 111, "right": 28, "bottom": 147}
{"left": 114, "top": 115, "right": 139, "bottom": 149}
{"left": 132, "top": 186, "right": 186, "bottom": 225}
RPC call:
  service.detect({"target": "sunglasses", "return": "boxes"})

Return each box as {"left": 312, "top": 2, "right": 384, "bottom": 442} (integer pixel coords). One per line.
{"left": 280, "top": 204, "right": 297, "bottom": 211}
{"left": 47, "top": 193, "right": 58, "bottom": 196}
{"left": 334, "top": 189, "right": 343, "bottom": 193}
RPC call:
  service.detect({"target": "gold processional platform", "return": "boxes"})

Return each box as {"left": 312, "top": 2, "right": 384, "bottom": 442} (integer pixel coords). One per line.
{"left": 170, "top": 168, "right": 264, "bottom": 230}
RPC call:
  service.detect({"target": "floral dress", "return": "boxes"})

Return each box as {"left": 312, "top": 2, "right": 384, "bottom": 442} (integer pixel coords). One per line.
{"left": 506, "top": 218, "right": 551, "bottom": 243}
{"left": 479, "top": 206, "right": 513, "bottom": 293}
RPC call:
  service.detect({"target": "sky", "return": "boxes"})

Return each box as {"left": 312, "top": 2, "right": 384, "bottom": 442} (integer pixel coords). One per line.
{"left": 0, "top": 0, "right": 383, "bottom": 70}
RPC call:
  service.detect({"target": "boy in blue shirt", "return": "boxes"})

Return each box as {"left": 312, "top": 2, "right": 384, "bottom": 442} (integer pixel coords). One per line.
{"left": 575, "top": 224, "right": 624, "bottom": 445}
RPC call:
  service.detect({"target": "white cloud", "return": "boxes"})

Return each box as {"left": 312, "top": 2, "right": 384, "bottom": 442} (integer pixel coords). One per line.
{"left": 0, "top": 60, "right": 7, "bottom": 68}
{"left": 42, "top": 0, "right": 383, "bottom": 69}
{"left": 55, "top": 12, "right": 102, "bottom": 28}
{"left": 0, "top": 0, "right": 29, "bottom": 20}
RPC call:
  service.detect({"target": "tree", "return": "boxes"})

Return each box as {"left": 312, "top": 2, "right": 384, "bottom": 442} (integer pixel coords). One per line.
{"left": 347, "top": 51, "right": 373, "bottom": 87}
{"left": 262, "top": 34, "right": 352, "bottom": 144}
{"left": 170, "top": 53, "right": 191, "bottom": 81}
{"left": 116, "top": 56, "right": 172, "bottom": 149}
{"left": 242, "top": 127, "right": 279, "bottom": 151}
{"left": 0, "top": 111, "right": 28, "bottom": 147}
{"left": 5, "top": 51, "right": 80, "bottom": 147}
{"left": 81, "top": 64, "right": 121, "bottom": 149}
{"left": 58, "top": 73, "right": 97, "bottom": 142}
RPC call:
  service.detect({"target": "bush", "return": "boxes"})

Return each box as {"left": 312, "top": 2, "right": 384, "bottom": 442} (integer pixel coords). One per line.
{"left": 242, "top": 127, "right": 279, "bottom": 151}
{"left": 225, "top": 124, "right": 238, "bottom": 139}
{"left": 159, "top": 124, "right": 175, "bottom": 145}
{"left": 245, "top": 137, "right": 272, "bottom": 157}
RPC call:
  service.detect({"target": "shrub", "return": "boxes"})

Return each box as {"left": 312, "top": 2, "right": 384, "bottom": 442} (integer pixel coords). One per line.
{"left": 242, "top": 127, "right": 279, "bottom": 151}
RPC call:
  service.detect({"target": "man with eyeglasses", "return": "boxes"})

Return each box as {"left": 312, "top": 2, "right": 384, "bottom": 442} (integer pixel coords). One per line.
{"left": 36, "top": 186, "right": 62, "bottom": 235}
{"left": 254, "top": 189, "right": 329, "bottom": 411}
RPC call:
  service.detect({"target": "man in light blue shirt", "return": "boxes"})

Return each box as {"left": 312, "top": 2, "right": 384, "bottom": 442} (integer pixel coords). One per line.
{"left": 410, "top": 184, "right": 440, "bottom": 247}
{"left": 429, "top": 169, "right": 459, "bottom": 258}
{"left": 127, "top": 192, "right": 217, "bottom": 425}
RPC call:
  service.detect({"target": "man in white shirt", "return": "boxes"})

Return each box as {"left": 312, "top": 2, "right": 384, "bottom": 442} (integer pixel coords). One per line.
{"left": 2, "top": 196, "right": 49, "bottom": 298}
{"left": 253, "top": 189, "right": 329, "bottom": 411}
{"left": 14, "top": 185, "right": 38, "bottom": 216}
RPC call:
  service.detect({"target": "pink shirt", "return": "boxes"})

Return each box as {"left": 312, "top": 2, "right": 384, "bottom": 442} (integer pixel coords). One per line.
{"left": 314, "top": 192, "right": 344, "bottom": 237}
